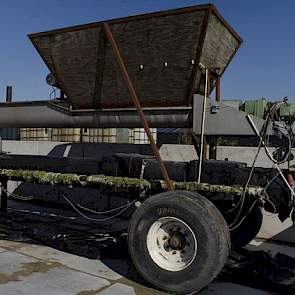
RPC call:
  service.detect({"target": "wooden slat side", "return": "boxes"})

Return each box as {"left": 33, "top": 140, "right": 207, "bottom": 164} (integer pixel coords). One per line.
{"left": 32, "top": 27, "right": 101, "bottom": 109}
{"left": 29, "top": 7, "right": 242, "bottom": 110}
{"left": 196, "top": 13, "right": 241, "bottom": 94}
{"left": 100, "top": 10, "right": 206, "bottom": 108}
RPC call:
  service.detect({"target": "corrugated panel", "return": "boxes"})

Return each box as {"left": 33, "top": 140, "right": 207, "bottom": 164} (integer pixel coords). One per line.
{"left": 244, "top": 100, "right": 267, "bottom": 119}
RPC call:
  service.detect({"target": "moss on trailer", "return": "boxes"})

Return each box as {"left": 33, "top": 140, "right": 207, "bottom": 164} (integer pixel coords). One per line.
{"left": 1, "top": 169, "right": 84, "bottom": 186}
{"left": 0, "top": 169, "right": 263, "bottom": 199}
{"left": 87, "top": 175, "right": 151, "bottom": 189}
{"left": 152, "top": 180, "right": 263, "bottom": 199}
{"left": 174, "top": 181, "right": 263, "bottom": 197}
{"left": 0, "top": 169, "right": 152, "bottom": 195}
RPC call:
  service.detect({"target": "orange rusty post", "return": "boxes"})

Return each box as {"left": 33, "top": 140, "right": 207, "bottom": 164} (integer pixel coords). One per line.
{"left": 103, "top": 23, "right": 174, "bottom": 191}
{"left": 215, "top": 76, "right": 221, "bottom": 102}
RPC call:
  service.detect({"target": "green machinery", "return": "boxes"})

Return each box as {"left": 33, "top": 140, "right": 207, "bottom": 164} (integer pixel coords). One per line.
{"left": 225, "top": 98, "right": 295, "bottom": 122}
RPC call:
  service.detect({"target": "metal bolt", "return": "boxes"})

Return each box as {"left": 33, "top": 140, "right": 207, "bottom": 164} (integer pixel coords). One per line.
{"left": 139, "top": 64, "right": 144, "bottom": 70}
{"left": 164, "top": 244, "right": 169, "bottom": 251}
{"left": 199, "top": 62, "right": 205, "bottom": 70}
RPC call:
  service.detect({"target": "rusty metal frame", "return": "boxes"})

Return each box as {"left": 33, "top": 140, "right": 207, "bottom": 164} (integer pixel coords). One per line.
{"left": 92, "top": 29, "right": 107, "bottom": 108}
{"left": 103, "top": 23, "right": 174, "bottom": 191}
{"left": 29, "top": 5, "right": 210, "bottom": 38}
{"left": 215, "top": 75, "right": 221, "bottom": 102}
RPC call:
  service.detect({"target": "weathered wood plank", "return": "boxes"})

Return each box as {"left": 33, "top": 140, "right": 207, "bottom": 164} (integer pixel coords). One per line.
{"left": 101, "top": 10, "right": 205, "bottom": 108}
{"left": 198, "top": 13, "right": 241, "bottom": 94}
{"left": 33, "top": 27, "right": 101, "bottom": 109}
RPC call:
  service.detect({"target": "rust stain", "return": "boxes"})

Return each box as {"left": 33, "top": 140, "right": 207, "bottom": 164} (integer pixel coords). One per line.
{"left": 0, "top": 261, "right": 62, "bottom": 284}
{"left": 0, "top": 240, "right": 28, "bottom": 251}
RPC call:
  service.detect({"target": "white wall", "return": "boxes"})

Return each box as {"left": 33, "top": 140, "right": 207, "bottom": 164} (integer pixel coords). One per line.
{"left": 258, "top": 211, "right": 295, "bottom": 244}
{"left": 2, "top": 140, "right": 65, "bottom": 156}
{"left": 159, "top": 144, "right": 198, "bottom": 162}
{"left": 216, "top": 146, "right": 295, "bottom": 169}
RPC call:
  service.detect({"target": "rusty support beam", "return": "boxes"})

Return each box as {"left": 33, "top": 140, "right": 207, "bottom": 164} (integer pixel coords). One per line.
{"left": 60, "top": 89, "right": 65, "bottom": 100}
{"left": 103, "top": 23, "right": 174, "bottom": 191}
{"left": 6, "top": 86, "right": 12, "bottom": 102}
{"left": 216, "top": 76, "right": 221, "bottom": 102}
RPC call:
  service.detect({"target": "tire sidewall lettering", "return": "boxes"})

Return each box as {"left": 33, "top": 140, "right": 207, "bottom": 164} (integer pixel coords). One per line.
{"left": 157, "top": 207, "right": 179, "bottom": 216}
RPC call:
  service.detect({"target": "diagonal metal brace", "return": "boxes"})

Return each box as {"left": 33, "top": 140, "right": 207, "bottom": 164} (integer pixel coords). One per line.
{"left": 103, "top": 23, "right": 174, "bottom": 191}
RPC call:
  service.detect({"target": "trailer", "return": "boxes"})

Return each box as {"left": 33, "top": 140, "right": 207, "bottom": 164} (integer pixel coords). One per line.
{"left": 0, "top": 4, "right": 293, "bottom": 294}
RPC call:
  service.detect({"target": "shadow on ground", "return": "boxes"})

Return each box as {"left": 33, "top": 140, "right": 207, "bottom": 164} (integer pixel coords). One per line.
{"left": 0, "top": 200, "right": 164, "bottom": 293}
{"left": 0, "top": 200, "right": 294, "bottom": 295}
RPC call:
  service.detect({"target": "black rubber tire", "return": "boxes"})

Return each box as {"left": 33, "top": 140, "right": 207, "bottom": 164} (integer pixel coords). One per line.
{"left": 230, "top": 204, "right": 263, "bottom": 249}
{"left": 128, "top": 190, "right": 231, "bottom": 294}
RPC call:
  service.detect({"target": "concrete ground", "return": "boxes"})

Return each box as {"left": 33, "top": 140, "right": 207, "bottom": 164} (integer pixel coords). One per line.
{"left": 0, "top": 199, "right": 292, "bottom": 294}
{"left": 0, "top": 239, "right": 291, "bottom": 295}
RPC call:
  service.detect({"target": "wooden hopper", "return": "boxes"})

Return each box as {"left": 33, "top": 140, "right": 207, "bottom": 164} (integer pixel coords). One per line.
{"left": 29, "top": 4, "right": 242, "bottom": 110}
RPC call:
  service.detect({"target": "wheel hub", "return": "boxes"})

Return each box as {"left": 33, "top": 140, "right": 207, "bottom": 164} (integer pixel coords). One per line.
{"left": 146, "top": 216, "right": 198, "bottom": 272}
{"left": 168, "top": 232, "right": 186, "bottom": 250}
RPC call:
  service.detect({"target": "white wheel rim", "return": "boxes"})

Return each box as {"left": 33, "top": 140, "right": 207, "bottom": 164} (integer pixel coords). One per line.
{"left": 146, "top": 216, "right": 197, "bottom": 272}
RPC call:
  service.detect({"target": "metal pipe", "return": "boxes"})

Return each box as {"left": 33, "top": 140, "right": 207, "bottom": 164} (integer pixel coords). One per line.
{"left": 103, "top": 23, "right": 174, "bottom": 191}
{"left": 198, "top": 69, "right": 209, "bottom": 184}
{"left": 60, "top": 89, "right": 65, "bottom": 100}
{"left": 0, "top": 103, "right": 191, "bottom": 128}
{"left": 6, "top": 86, "right": 12, "bottom": 102}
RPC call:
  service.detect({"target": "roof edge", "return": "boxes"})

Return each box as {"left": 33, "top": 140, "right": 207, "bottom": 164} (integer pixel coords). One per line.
{"left": 28, "top": 4, "right": 214, "bottom": 39}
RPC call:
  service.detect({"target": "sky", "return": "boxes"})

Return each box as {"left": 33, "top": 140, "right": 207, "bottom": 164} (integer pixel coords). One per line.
{"left": 0, "top": 0, "right": 294, "bottom": 102}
